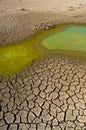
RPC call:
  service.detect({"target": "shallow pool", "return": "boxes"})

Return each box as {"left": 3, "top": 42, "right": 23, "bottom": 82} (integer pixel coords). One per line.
{"left": 41, "top": 26, "right": 86, "bottom": 51}
{"left": 0, "top": 24, "right": 86, "bottom": 77}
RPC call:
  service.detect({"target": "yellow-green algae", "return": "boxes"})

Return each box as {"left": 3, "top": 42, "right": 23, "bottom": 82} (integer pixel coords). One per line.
{"left": 41, "top": 26, "right": 86, "bottom": 51}
{"left": 0, "top": 24, "right": 86, "bottom": 77}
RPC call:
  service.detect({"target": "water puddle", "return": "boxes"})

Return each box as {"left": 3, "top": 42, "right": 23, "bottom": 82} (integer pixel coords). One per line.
{"left": 0, "top": 24, "right": 86, "bottom": 77}
{"left": 41, "top": 26, "right": 86, "bottom": 51}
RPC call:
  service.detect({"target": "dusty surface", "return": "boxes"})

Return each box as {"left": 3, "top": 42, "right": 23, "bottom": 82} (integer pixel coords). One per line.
{"left": 0, "top": 0, "right": 86, "bottom": 46}
{"left": 0, "top": 0, "right": 86, "bottom": 130}
{"left": 0, "top": 56, "right": 86, "bottom": 130}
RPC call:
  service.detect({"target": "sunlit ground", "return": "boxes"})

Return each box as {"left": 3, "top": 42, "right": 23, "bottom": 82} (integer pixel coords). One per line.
{"left": 0, "top": 24, "right": 86, "bottom": 77}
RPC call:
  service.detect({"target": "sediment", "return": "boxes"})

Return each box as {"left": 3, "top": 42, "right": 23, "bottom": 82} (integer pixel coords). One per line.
{"left": 0, "top": 0, "right": 86, "bottom": 130}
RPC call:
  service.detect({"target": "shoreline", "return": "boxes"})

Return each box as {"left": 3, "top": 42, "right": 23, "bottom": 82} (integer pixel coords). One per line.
{"left": 0, "top": 0, "right": 86, "bottom": 46}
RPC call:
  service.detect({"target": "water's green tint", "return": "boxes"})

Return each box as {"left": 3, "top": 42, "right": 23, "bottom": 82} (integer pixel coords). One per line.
{"left": 0, "top": 38, "right": 47, "bottom": 77}
{"left": 0, "top": 24, "right": 86, "bottom": 77}
{"left": 41, "top": 26, "right": 86, "bottom": 51}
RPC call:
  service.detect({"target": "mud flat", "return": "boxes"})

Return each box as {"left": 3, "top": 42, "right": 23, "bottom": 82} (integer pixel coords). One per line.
{"left": 0, "top": 24, "right": 86, "bottom": 77}
{"left": 0, "top": 0, "right": 86, "bottom": 46}
{"left": 0, "top": 0, "right": 86, "bottom": 130}
{"left": 0, "top": 56, "right": 86, "bottom": 130}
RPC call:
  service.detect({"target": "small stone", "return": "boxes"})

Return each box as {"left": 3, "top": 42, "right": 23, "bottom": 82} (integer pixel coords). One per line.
{"left": 20, "top": 8, "right": 26, "bottom": 11}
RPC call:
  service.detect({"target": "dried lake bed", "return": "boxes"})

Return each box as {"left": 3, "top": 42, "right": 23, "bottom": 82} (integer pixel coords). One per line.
{"left": 0, "top": 24, "right": 86, "bottom": 77}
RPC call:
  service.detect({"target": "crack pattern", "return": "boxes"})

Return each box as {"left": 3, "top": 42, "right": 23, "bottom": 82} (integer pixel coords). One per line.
{"left": 0, "top": 56, "right": 86, "bottom": 130}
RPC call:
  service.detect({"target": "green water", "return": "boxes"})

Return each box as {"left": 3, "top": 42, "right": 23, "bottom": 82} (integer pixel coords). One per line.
{"left": 41, "top": 26, "right": 86, "bottom": 51}
{"left": 0, "top": 24, "right": 86, "bottom": 77}
{"left": 0, "top": 37, "right": 47, "bottom": 77}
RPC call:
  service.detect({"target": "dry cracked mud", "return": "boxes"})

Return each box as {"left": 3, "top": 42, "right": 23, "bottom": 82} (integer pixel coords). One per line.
{"left": 0, "top": 55, "right": 86, "bottom": 130}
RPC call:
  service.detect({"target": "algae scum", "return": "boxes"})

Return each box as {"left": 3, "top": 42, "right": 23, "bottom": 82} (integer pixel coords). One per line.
{"left": 41, "top": 26, "right": 86, "bottom": 51}
{"left": 0, "top": 24, "right": 86, "bottom": 77}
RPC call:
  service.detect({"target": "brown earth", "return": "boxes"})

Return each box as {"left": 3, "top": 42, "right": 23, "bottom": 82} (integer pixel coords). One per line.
{"left": 0, "top": 0, "right": 86, "bottom": 130}
{"left": 0, "top": 0, "right": 86, "bottom": 46}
